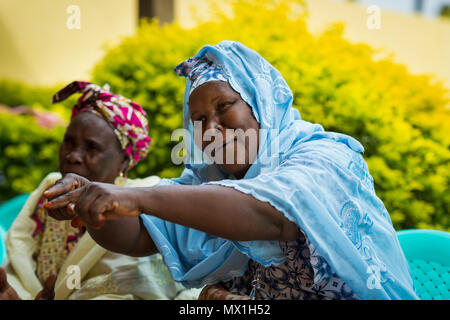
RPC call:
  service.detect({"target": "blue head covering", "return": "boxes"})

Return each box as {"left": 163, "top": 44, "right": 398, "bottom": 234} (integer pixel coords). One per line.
{"left": 140, "top": 41, "right": 418, "bottom": 299}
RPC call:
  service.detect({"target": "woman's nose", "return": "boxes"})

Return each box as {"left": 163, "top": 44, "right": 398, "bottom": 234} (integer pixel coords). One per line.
{"left": 202, "top": 118, "right": 225, "bottom": 148}
{"left": 66, "top": 148, "right": 83, "bottom": 164}
{"left": 204, "top": 118, "right": 223, "bottom": 134}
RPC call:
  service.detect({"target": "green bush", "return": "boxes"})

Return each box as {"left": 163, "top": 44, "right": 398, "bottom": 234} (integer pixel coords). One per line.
{"left": 92, "top": 0, "right": 449, "bottom": 231}
{"left": 0, "top": 111, "right": 65, "bottom": 202}
{"left": 0, "top": 79, "right": 58, "bottom": 108}
{"left": 0, "top": 80, "right": 72, "bottom": 203}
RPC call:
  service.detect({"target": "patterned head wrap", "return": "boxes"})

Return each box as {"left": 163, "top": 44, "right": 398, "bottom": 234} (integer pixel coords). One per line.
{"left": 52, "top": 81, "right": 151, "bottom": 169}
{"left": 174, "top": 57, "right": 228, "bottom": 95}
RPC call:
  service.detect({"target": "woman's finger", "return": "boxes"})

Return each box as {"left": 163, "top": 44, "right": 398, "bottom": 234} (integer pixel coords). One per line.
{"left": 34, "top": 274, "right": 56, "bottom": 300}
{"left": 71, "top": 216, "right": 86, "bottom": 228}
{"left": 74, "top": 184, "right": 101, "bottom": 217}
{"left": 43, "top": 173, "right": 89, "bottom": 200}
{"left": 44, "top": 187, "right": 85, "bottom": 210}
{"left": 67, "top": 203, "right": 75, "bottom": 215}
{"left": 46, "top": 207, "right": 74, "bottom": 221}
{"left": 0, "top": 268, "right": 8, "bottom": 291}
{"left": 71, "top": 216, "right": 105, "bottom": 230}
{"left": 73, "top": 186, "right": 103, "bottom": 226}
{"left": 88, "top": 195, "right": 117, "bottom": 226}
{"left": 43, "top": 177, "right": 78, "bottom": 200}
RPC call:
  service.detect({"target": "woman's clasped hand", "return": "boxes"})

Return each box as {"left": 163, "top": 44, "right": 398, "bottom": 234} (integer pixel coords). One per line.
{"left": 0, "top": 268, "right": 56, "bottom": 300}
{"left": 43, "top": 173, "right": 142, "bottom": 229}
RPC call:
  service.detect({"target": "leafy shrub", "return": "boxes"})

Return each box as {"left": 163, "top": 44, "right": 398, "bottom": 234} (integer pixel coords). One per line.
{"left": 0, "top": 80, "right": 73, "bottom": 203}
{"left": 0, "top": 79, "right": 75, "bottom": 119}
{"left": 0, "top": 80, "right": 58, "bottom": 109}
{"left": 0, "top": 111, "right": 65, "bottom": 202}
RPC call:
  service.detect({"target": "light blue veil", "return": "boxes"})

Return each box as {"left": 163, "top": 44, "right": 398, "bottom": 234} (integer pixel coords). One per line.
{"left": 140, "top": 41, "right": 419, "bottom": 299}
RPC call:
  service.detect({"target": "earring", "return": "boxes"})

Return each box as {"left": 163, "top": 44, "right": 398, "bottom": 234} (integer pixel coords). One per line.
{"left": 114, "top": 172, "right": 126, "bottom": 186}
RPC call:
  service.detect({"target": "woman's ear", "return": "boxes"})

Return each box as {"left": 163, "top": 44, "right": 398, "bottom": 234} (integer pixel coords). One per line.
{"left": 120, "top": 156, "right": 130, "bottom": 178}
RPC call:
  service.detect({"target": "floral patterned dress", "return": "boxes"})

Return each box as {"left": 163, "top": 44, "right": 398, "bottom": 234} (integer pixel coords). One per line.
{"left": 218, "top": 234, "right": 360, "bottom": 300}
{"left": 31, "top": 198, "right": 86, "bottom": 283}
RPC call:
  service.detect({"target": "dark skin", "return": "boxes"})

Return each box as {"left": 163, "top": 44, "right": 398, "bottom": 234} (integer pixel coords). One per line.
{"left": 190, "top": 81, "right": 260, "bottom": 178}
{"left": 43, "top": 82, "right": 301, "bottom": 257}
{"left": 59, "top": 111, "right": 129, "bottom": 184}
{"left": 51, "top": 111, "right": 129, "bottom": 220}
{"left": 0, "top": 111, "right": 130, "bottom": 300}
{"left": 0, "top": 268, "right": 56, "bottom": 300}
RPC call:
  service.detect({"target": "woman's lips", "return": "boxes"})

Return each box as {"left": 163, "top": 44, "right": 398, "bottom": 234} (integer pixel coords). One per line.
{"left": 61, "top": 165, "right": 87, "bottom": 177}
{"left": 209, "top": 137, "right": 238, "bottom": 160}
{"left": 217, "top": 137, "right": 237, "bottom": 151}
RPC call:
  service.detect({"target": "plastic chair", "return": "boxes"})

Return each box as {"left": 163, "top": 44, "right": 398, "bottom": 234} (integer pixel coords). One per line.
{"left": 0, "top": 194, "right": 29, "bottom": 265}
{"left": 0, "top": 226, "right": 6, "bottom": 266}
{"left": 397, "top": 229, "right": 450, "bottom": 300}
{"left": 0, "top": 194, "right": 29, "bottom": 232}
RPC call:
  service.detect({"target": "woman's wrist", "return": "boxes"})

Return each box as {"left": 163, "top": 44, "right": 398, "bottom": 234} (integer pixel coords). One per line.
{"left": 133, "top": 186, "right": 155, "bottom": 217}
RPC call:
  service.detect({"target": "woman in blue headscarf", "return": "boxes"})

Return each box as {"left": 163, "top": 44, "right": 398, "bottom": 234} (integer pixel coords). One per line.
{"left": 43, "top": 41, "right": 418, "bottom": 300}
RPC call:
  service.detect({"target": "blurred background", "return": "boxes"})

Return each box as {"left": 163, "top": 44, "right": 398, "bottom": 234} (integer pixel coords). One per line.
{"left": 0, "top": 0, "right": 449, "bottom": 232}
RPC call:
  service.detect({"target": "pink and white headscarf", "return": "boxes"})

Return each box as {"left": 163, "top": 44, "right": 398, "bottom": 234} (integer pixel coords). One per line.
{"left": 52, "top": 81, "right": 151, "bottom": 169}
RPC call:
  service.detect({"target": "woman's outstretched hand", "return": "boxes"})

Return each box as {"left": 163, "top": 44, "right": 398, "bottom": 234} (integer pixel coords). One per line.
{"left": 34, "top": 274, "right": 57, "bottom": 300}
{"left": 0, "top": 267, "right": 56, "bottom": 300}
{"left": 43, "top": 173, "right": 142, "bottom": 229}
{"left": 0, "top": 267, "right": 20, "bottom": 300}
{"left": 43, "top": 173, "right": 91, "bottom": 222}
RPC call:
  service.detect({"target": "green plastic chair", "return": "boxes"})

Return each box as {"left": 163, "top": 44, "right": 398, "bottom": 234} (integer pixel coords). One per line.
{"left": 0, "top": 227, "right": 6, "bottom": 266}
{"left": 0, "top": 194, "right": 29, "bottom": 265}
{"left": 0, "top": 194, "right": 29, "bottom": 231}
{"left": 397, "top": 229, "right": 450, "bottom": 300}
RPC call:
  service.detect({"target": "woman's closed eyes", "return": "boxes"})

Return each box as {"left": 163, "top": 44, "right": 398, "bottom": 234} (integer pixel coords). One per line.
{"left": 217, "top": 100, "right": 236, "bottom": 112}
{"left": 86, "top": 140, "right": 102, "bottom": 152}
{"left": 62, "top": 134, "right": 103, "bottom": 153}
{"left": 62, "top": 135, "right": 74, "bottom": 147}
{"left": 191, "top": 100, "right": 236, "bottom": 122}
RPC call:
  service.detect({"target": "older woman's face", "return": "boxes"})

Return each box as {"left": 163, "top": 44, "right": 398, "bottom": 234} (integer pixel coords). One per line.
{"left": 189, "top": 81, "right": 260, "bottom": 179}
{"left": 59, "top": 112, "right": 127, "bottom": 183}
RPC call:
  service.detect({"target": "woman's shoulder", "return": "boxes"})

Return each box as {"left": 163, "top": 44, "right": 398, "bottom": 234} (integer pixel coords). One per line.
{"left": 283, "top": 129, "right": 365, "bottom": 166}
{"left": 40, "top": 172, "right": 63, "bottom": 186}
{"left": 7, "top": 172, "right": 61, "bottom": 227}
{"left": 292, "top": 129, "right": 363, "bottom": 153}
{"left": 125, "top": 175, "right": 161, "bottom": 187}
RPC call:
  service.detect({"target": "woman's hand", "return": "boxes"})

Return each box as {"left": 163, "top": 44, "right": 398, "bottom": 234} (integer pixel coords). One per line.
{"left": 44, "top": 174, "right": 142, "bottom": 229}
{"left": 0, "top": 267, "right": 20, "bottom": 300}
{"left": 0, "top": 267, "right": 56, "bottom": 300}
{"left": 43, "top": 173, "right": 91, "bottom": 221}
{"left": 34, "top": 274, "right": 57, "bottom": 300}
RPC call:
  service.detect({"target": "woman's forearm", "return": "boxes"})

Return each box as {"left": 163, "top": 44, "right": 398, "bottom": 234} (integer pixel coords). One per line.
{"left": 44, "top": 173, "right": 300, "bottom": 245}
{"left": 136, "top": 184, "right": 300, "bottom": 241}
{"left": 86, "top": 216, "right": 158, "bottom": 257}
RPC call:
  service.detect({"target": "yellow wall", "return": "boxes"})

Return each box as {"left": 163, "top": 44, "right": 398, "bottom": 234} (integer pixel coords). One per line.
{"left": 175, "top": 0, "right": 450, "bottom": 89}
{"left": 1, "top": 0, "right": 448, "bottom": 89}
{"left": 0, "top": 0, "right": 137, "bottom": 86}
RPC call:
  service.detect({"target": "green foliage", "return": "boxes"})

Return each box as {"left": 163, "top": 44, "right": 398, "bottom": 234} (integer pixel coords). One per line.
{"left": 0, "top": 80, "right": 71, "bottom": 203}
{"left": 0, "top": 79, "right": 57, "bottom": 108}
{"left": 0, "top": 111, "right": 65, "bottom": 202}
{"left": 0, "top": 79, "right": 75, "bottom": 121}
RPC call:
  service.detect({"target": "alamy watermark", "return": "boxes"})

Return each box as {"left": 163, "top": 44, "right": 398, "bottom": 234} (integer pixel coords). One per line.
{"left": 366, "top": 264, "right": 382, "bottom": 290}
{"left": 170, "top": 121, "right": 280, "bottom": 166}
{"left": 66, "top": 5, "right": 81, "bottom": 30}
{"left": 66, "top": 265, "right": 81, "bottom": 290}
{"left": 366, "top": 5, "right": 381, "bottom": 30}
